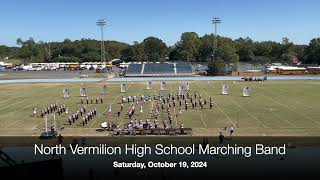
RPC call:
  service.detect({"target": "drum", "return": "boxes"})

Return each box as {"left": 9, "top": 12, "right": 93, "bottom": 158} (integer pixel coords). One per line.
{"left": 101, "top": 122, "right": 108, "bottom": 128}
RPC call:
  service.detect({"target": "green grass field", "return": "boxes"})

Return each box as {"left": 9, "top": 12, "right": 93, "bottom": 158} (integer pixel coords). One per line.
{"left": 0, "top": 80, "right": 320, "bottom": 136}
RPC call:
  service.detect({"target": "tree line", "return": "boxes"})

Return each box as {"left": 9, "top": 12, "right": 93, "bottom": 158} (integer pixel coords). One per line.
{"left": 1, "top": 33, "right": 320, "bottom": 67}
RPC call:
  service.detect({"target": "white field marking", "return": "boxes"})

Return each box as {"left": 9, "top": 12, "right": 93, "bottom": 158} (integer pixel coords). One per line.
{"left": 118, "top": 86, "right": 143, "bottom": 127}
{"left": 31, "top": 112, "right": 62, "bottom": 131}
{"left": 199, "top": 110, "right": 208, "bottom": 128}
{"left": 254, "top": 82, "right": 320, "bottom": 125}
{"left": 159, "top": 89, "right": 169, "bottom": 127}
{"left": 33, "top": 87, "right": 89, "bottom": 130}
{"left": 264, "top": 107, "right": 300, "bottom": 128}
{"left": 2, "top": 88, "right": 59, "bottom": 120}
{"left": 231, "top": 82, "right": 299, "bottom": 128}
{"left": 148, "top": 85, "right": 157, "bottom": 123}
{"left": 89, "top": 84, "right": 134, "bottom": 128}
{"left": 195, "top": 83, "right": 236, "bottom": 127}
{"left": 249, "top": 83, "right": 320, "bottom": 127}
{"left": 189, "top": 82, "right": 209, "bottom": 129}
{"left": 33, "top": 97, "right": 71, "bottom": 130}
{"left": 32, "top": 88, "right": 87, "bottom": 130}
{"left": 0, "top": 86, "right": 53, "bottom": 111}
{"left": 232, "top": 82, "right": 298, "bottom": 128}
{"left": 169, "top": 82, "right": 178, "bottom": 127}
{"left": 247, "top": 98, "right": 303, "bottom": 130}
{"left": 234, "top": 83, "right": 313, "bottom": 135}
{"left": 0, "top": 86, "right": 52, "bottom": 104}
{"left": 89, "top": 96, "right": 120, "bottom": 128}
{"left": 2, "top": 89, "right": 60, "bottom": 128}
{"left": 1, "top": 87, "right": 61, "bottom": 123}
{"left": 6, "top": 117, "right": 31, "bottom": 128}
{"left": 254, "top": 83, "right": 314, "bottom": 110}
{"left": 227, "top": 94, "right": 267, "bottom": 128}
{"left": 150, "top": 99, "right": 155, "bottom": 120}
{"left": 273, "top": 85, "right": 315, "bottom": 113}
{"left": 32, "top": 84, "right": 96, "bottom": 130}
{"left": 0, "top": 90, "right": 29, "bottom": 103}
{"left": 214, "top": 83, "right": 267, "bottom": 128}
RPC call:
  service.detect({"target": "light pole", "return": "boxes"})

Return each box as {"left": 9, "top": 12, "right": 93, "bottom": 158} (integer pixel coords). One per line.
{"left": 211, "top": 17, "right": 221, "bottom": 61}
{"left": 96, "top": 19, "right": 107, "bottom": 63}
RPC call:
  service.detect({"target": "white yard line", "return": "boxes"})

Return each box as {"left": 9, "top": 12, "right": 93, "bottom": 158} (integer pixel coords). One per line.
{"left": 169, "top": 82, "right": 178, "bottom": 127}
{"left": 0, "top": 86, "right": 51, "bottom": 104}
{"left": 264, "top": 107, "right": 299, "bottom": 128}
{"left": 3, "top": 89, "right": 57, "bottom": 119}
{"left": 250, "top": 83, "right": 320, "bottom": 127}
{"left": 118, "top": 86, "right": 143, "bottom": 127}
{"left": 0, "top": 86, "right": 52, "bottom": 111}
{"left": 7, "top": 117, "right": 36, "bottom": 128}
{"left": 234, "top": 83, "right": 299, "bottom": 129}
{"left": 89, "top": 84, "right": 134, "bottom": 128}
{"left": 216, "top": 82, "right": 267, "bottom": 128}
{"left": 199, "top": 111, "right": 208, "bottom": 128}
{"left": 3, "top": 89, "right": 60, "bottom": 128}
{"left": 231, "top": 82, "right": 297, "bottom": 128}
{"left": 256, "top": 83, "right": 314, "bottom": 110}
{"left": 221, "top": 82, "right": 310, "bottom": 135}
{"left": 226, "top": 95, "right": 267, "bottom": 128}
{"left": 195, "top": 83, "right": 236, "bottom": 127}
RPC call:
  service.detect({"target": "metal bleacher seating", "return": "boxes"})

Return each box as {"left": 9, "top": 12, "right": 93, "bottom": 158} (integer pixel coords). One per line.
{"left": 176, "top": 63, "right": 192, "bottom": 74}
{"left": 143, "top": 63, "right": 175, "bottom": 75}
{"left": 126, "top": 64, "right": 142, "bottom": 74}
{"left": 125, "top": 62, "right": 193, "bottom": 76}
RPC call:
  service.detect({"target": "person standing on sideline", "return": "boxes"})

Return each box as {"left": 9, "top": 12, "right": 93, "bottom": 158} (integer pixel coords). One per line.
{"left": 57, "top": 134, "right": 63, "bottom": 145}
{"left": 230, "top": 127, "right": 234, "bottom": 137}
{"left": 219, "top": 132, "right": 224, "bottom": 145}
{"left": 33, "top": 107, "right": 37, "bottom": 117}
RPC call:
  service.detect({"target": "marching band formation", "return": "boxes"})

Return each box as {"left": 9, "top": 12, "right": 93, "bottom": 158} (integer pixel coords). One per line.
{"left": 33, "top": 82, "right": 244, "bottom": 136}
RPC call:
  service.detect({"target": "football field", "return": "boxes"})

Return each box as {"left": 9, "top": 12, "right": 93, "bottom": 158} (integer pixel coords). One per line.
{"left": 0, "top": 80, "right": 320, "bottom": 136}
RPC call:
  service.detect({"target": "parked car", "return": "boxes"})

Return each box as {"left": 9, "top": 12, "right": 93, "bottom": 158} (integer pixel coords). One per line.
{"left": 0, "top": 66, "right": 5, "bottom": 71}
{"left": 12, "top": 66, "right": 23, "bottom": 71}
{"left": 89, "top": 65, "right": 95, "bottom": 70}
{"left": 96, "top": 67, "right": 107, "bottom": 73}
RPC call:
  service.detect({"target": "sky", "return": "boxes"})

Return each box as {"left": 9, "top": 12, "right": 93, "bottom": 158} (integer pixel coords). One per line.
{"left": 0, "top": 0, "right": 319, "bottom": 46}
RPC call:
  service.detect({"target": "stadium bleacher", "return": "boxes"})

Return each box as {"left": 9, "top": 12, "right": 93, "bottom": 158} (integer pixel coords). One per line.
{"left": 125, "top": 64, "right": 142, "bottom": 74}
{"left": 176, "top": 63, "right": 192, "bottom": 74}
{"left": 143, "top": 63, "right": 174, "bottom": 74}
{"left": 125, "top": 62, "right": 193, "bottom": 76}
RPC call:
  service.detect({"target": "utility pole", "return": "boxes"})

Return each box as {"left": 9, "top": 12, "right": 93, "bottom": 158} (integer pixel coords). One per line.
{"left": 96, "top": 19, "right": 107, "bottom": 63}
{"left": 211, "top": 17, "right": 221, "bottom": 61}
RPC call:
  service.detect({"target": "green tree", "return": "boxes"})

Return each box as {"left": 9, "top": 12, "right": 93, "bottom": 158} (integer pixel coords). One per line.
{"left": 235, "top": 37, "right": 255, "bottom": 62}
{"left": 143, "top": 37, "right": 167, "bottom": 62}
{"left": 304, "top": 38, "right": 320, "bottom": 64}
{"left": 199, "top": 34, "right": 239, "bottom": 64}
{"left": 16, "top": 37, "right": 40, "bottom": 63}
{"left": 133, "top": 42, "right": 147, "bottom": 62}
{"left": 253, "top": 41, "right": 282, "bottom": 62}
{"left": 207, "top": 57, "right": 225, "bottom": 75}
{"left": 216, "top": 37, "right": 239, "bottom": 64}
{"left": 168, "top": 47, "right": 182, "bottom": 61}
{"left": 280, "top": 37, "right": 296, "bottom": 63}
{"left": 121, "top": 46, "right": 134, "bottom": 62}
{"left": 175, "top": 32, "right": 201, "bottom": 61}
